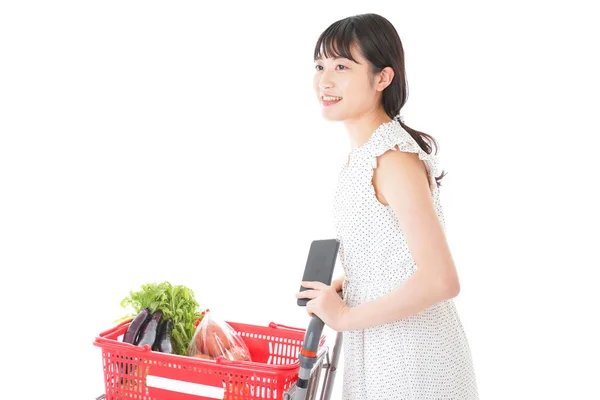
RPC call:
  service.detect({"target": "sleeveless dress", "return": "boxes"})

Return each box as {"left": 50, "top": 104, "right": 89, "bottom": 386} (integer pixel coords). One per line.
{"left": 332, "top": 120, "right": 479, "bottom": 400}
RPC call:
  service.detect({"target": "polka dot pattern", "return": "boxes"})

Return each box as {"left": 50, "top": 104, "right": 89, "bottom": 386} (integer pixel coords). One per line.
{"left": 332, "top": 120, "right": 479, "bottom": 399}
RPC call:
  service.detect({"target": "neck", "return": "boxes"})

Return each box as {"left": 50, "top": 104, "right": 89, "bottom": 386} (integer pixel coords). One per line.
{"left": 343, "top": 110, "right": 392, "bottom": 151}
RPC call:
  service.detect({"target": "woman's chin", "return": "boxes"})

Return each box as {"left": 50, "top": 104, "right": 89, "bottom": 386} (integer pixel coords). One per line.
{"left": 321, "top": 110, "right": 346, "bottom": 122}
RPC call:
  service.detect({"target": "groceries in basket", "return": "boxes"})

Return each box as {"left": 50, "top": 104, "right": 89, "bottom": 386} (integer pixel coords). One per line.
{"left": 187, "top": 311, "right": 252, "bottom": 362}
{"left": 118, "top": 281, "right": 205, "bottom": 356}
{"left": 94, "top": 317, "right": 328, "bottom": 400}
{"left": 122, "top": 308, "right": 174, "bottom": 353}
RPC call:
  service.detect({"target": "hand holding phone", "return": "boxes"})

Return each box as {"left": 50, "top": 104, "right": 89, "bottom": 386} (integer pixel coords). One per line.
{"left": 297, "top": 239, "right": 340, "bottom": 307}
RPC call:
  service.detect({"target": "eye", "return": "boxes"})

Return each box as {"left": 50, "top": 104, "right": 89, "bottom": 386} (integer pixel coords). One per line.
{"left": 314, "top": 64, "right": 349, "bottom": 71}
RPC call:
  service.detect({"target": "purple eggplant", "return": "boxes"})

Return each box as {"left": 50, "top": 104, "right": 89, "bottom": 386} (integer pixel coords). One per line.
{"left": 153, "top": 318, "right": 173, "bottom": 354}
{"left": 136, "top": 309, "right": 163, "bottom": 348}
{"left": 123, "top": 308, "right": 151, "bottom": 344}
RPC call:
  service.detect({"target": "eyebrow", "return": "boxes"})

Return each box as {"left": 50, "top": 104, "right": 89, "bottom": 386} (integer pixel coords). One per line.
{"left": 315, "top": 56, "right": 350, "bottom": 61}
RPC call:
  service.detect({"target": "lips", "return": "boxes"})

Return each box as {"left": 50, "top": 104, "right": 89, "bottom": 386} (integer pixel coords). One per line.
{"left": 321, "top": 95, "right": 342, "bottom": 107}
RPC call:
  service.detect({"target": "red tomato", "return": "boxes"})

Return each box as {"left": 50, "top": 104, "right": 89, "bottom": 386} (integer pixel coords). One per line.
{"left": 224, "top": 345, "right": 252, "bottom": 362}
{"left": 196, "top": 321, "right": 234, "bottom": 357}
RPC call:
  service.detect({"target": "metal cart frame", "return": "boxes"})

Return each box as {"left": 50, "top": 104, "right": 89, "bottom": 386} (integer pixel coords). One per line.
{"left": 283, "top": 316, "right": 343, "bottom": 400}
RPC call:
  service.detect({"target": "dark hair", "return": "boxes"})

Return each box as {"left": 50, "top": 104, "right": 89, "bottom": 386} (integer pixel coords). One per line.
{"left": 314, "top": 13, "right": 447, "bottom": 187}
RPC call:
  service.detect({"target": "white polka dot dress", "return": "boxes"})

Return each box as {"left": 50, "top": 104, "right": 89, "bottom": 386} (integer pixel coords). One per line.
{"left": 333, "top": 120, "right": 479, "bottom": 399}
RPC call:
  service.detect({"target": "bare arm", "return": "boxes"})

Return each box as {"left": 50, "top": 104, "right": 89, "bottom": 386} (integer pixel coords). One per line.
{"left": 340, "top": 148, "right": 460, "bottom": 331}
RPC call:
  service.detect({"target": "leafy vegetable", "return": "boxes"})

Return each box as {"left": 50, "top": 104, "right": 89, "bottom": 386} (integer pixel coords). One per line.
{"left": 119, "top": 282, "right": 204, "bottom": 356}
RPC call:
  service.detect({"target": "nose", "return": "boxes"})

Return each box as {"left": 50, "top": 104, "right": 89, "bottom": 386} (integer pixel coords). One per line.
{"left": 319, "top": 81, "right": 332, "bottom": 90}
{"left": 318, "top": 72, "right": 334, "bottom": 91}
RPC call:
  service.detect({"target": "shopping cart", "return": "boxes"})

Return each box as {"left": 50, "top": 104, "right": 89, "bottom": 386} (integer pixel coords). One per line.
{"left": 282, "top": 313, "right": 343, "bottom": 400}
{"left": 93, "top": 309, "right": 343, "bottom": 400}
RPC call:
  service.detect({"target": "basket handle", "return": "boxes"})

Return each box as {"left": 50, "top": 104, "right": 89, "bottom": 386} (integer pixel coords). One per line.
{"left": 93, "top": 319, "right": 154, "bottom": 353}
{"left": 94, "top": 335, "right": 155, "bottom": 353}
{"left": 268, "top": 322, "right": 305, "bottom": 333}
{"left": 96, "top": 318, "right": 131, "bottom": 337}
{"left": 214, "top": 356, "right": 298, "bottom": 372}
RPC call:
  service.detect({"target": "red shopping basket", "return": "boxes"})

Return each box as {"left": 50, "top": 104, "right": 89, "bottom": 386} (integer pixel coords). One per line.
{"left": 94, "top": 319, "right": 326, "bottom": 400}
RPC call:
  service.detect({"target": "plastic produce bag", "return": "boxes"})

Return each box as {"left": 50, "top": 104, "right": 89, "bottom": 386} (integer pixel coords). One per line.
{"left": 187, "top": 311, "right": 252, "bottom": 362}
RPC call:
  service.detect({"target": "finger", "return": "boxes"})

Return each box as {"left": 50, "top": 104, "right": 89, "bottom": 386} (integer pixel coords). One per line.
{"left": 306, "top": 300, "right": 316, "bottom": 316}
{"left": 296, "top": 290, "right": 317, "bottom": 299}
{"left": 302, "top": 281, "right": 328, "bottom": 290}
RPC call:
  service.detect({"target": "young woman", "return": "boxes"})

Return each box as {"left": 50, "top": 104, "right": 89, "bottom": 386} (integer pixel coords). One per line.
{"left": 296, "top": 13, "right": 480, "bottom": 399}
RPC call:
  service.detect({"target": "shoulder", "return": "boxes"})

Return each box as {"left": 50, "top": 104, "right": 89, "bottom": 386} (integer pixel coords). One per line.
{"left": 367, "top": 122, "right": 439, "bottom": 191}
{"left": 373, "top": 146, "right": 439, "bottom": 240}
{"left": 377, "top": 145, "right": 426, "bottom": 169}
{"left": 369, "top": 121, "right": 420, "bottom": 158}
{"left": 374, "top": 147, "right": 430, "bottom": 195}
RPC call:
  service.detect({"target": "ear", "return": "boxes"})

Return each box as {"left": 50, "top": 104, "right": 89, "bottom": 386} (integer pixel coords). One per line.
{"left": 375, "top": 66, "right": 395, "bottom": 91}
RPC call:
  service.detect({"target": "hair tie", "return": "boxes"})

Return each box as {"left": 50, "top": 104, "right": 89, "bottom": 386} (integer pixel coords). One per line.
{"left": 393, "top": 113, "right": 404, "bottom": 123}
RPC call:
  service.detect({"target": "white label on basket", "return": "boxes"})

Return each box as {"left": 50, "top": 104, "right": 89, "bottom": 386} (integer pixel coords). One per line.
{"left": 146, "top": 375, "right": 225, "bottom": 398}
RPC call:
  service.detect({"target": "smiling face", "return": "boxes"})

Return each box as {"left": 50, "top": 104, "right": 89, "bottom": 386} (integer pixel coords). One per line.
{"left": 313, "top": 42, "right": 382, "bottom": 122}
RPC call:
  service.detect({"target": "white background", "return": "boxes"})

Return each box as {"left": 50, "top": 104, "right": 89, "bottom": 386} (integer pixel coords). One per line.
{"left": 1, "top": 1, "right": 599, "bottom": 399}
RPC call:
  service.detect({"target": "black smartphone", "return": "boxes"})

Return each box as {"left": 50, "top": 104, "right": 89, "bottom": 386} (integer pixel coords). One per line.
{"left": 297, "top": 239, "right": 340, "bottom": 307}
